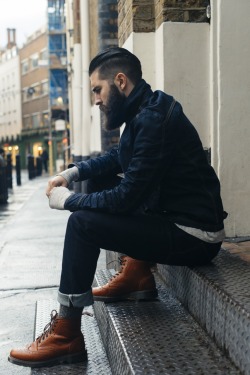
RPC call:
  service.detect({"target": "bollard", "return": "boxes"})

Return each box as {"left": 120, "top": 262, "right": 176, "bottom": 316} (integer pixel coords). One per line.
{"left": 36, "top": 157, "right": 42, "bottom": 176}
{"left": 16, "top": 154, "right": 21, "bottom": 186}
{"left": 0, "top": 165, "right": 8, "bottom": 204}
{"left": 27, "top": 155, "right": 35, "bottom": 180}
{"left": 6, "top": 153, "right": 13, "bottom": 189}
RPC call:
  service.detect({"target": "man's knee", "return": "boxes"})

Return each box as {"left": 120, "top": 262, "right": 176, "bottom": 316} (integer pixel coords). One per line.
{"left": 67, "top": 210, "right": 89, "bottom": 231}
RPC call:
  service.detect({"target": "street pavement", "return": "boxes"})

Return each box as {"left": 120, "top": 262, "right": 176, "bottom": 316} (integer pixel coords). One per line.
{"left": 0, "top": 171, "right": 106, "bottom": 375}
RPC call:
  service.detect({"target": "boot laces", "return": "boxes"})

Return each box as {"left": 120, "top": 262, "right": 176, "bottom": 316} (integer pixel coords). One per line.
{"left": 108, "top": 256, "right": 127, "bottom": 281}
{"left": 36, "top": 310, "right": 58, "bottom": 343}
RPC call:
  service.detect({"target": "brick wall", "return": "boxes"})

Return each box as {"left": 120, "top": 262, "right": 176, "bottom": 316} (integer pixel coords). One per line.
{"left": 118, "top": 0, "right": 209, "bottom": 45}
{"left": 155, "top": 0, "right": 209, "bottom": 28}
{"left": 118, "top": 0, "right": 155, "bottom": 46}
{"left": 89, "top": 0, "right": 99, "bottom": 61}
{"left": 98, "top": 1, "right": 118, "bottom": 49}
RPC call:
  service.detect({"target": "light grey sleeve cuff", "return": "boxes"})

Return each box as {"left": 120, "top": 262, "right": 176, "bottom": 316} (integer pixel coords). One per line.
{"left": 56, "top": 166, "right": 79, "bottom": 185}
{"left": 58, "top": 289, "right": 93, "bottom": 308}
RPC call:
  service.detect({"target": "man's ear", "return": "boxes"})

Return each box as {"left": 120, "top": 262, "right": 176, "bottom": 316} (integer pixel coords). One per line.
{"left": 114, "top": 73, "right": 127, "bottom": 91}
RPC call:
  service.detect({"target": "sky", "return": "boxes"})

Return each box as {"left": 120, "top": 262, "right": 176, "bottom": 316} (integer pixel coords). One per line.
{"left": 0, "top": 0, "right": 47, "bottom": 48}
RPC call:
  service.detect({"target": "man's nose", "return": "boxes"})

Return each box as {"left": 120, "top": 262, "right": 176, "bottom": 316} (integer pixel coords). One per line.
{"left": 95, "top": 94, "right": 102, "bottom": 106}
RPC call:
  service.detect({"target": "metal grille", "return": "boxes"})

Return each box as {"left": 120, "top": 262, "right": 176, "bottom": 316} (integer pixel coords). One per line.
{"left": 31, "top": 300, "right": 112, "bottom": 375}
{"left": 158, "top": 248, "right": 250, "bottom": 375}
{"left": 94, "top": 269, "right": 241, "bottom": 375}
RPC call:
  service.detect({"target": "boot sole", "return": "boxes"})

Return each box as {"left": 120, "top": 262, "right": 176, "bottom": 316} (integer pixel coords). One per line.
{"left": 8, "top": 351, "right": 87, "bottom": 368}
{"left": 93, "top": 289, "right": 158, "bottom": 303}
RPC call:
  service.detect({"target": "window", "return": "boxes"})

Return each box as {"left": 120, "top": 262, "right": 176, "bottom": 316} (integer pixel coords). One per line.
{"left": 23, "top": 116, "right": 31, "bottom": 129}
{"left": 50, "top": 69, "right": 68, "bottom": 106}
{"left": 42, "top": 112, "right": 49, "bottom": 127}
{"left": 12, "top": 72, "right": 15, "bottom": 87}
{"left": 41, "top": 81, "right": 49, "bottom": 95}
{"left": 30, "top": 53, "right": 39, "bottom": 69}
{"left": 21, "top": 60, "right": 29, "bottom": 75}
{"left": 40, "top": 48, "right": 48, "bottom": 61}
{"left": 32, "top": 113, "right": 40, "bottom": 128}
{"left": 22, "top": 89, "right": 27, "bottom": 102}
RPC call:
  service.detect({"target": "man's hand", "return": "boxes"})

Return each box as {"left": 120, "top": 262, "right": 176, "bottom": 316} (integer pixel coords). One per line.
{"left": 46, "top": 176, "right": 68, "bottom": 198}
{"left": 46, "top": 166, "right": 79, "bottom": 197}
{"left": 49, "top": 186, "right": 73, "bottom": 210}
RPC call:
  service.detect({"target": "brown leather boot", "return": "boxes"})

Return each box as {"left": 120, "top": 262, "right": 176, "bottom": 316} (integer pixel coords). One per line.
{"left": 93, "top": 256, "right": 158, "bottom": 302}
{"left": 8, "top": 310, "right": 87, "bottom": 368}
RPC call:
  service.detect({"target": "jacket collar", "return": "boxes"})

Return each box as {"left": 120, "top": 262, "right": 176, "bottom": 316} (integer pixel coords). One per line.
{"left": 123, "top": 79, "right": 152, "bottom": 123}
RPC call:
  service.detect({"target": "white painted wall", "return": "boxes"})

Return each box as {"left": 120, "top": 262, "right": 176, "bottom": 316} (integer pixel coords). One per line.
{"left": 65, "top": 0, "right": 74, "bottom": 155}
{"left": 155, "top": 22, "right": 210, "bottom": 148}
{"left": 211, "top": 0, "right": 250, "bottom": 236}
{"left": 71, "top": 43, "right": 83, "bottom": 156}
{"left": 122, "top": 32, "right": 155, "bottom": 90}
{"left": 122, "top": 25, "right": 210, "bottom": 148}
{"left": 80, "top": 0, "right": 91, "bottom": 158}
{"left": 0, "top": 47, "right": 22, "bottom": 141}
{"left": 90, "top": 105, "right": 101, "bottom": 152}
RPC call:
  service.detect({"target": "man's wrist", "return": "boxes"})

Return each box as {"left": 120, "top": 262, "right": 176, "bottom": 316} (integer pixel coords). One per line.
{"left": 56, "top": 166, "right": 79, "bottom": 185}
{"left": 49, "top": 187, "right": 73, "bottom": 210}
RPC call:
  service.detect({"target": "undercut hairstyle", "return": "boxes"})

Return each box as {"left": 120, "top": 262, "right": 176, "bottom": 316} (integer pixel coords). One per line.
{"left": 89, "top": 47, "right": 142, "bottom": 85}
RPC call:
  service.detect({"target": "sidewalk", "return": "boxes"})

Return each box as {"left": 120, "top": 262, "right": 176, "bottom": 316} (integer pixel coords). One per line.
{"left": 0, "top": 172, "right": 105, "bottom": 375}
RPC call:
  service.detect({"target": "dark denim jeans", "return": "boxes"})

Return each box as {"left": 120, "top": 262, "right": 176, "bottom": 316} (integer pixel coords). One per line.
{"left": 58, "top": 175, "right": 221, "bottom": 303}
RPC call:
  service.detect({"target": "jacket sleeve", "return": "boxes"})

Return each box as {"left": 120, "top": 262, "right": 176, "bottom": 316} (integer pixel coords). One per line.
{"left": 68, "top": 146, "right": 122, "bottom": 181}
{"left": 64, "top": 107, "right": 179, "bottom": 213}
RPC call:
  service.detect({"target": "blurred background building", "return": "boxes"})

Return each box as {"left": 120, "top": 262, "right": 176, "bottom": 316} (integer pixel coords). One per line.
{"left": 48, "top": 0, "right": 69, "bottom": 174}
{"left": 19, "top": 27, "right": 49, "bottom": 168}
{"left": 0, "top": 29, "right": 22, "bottom": 166}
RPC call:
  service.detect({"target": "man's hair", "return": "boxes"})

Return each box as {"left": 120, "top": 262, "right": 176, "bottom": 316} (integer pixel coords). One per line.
{"left": 89, "top": 47, "right": 142, "bottom": 85}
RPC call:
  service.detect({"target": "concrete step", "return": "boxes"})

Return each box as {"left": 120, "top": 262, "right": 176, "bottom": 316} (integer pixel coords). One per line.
{"left": 93, "top": 269, "right": 241, "bottom": 375}
{"left": 157, "top": 248, "right": 250, "bottom": 375}
{"left": 32, "top": 300, "right": 112, "bottom": 375}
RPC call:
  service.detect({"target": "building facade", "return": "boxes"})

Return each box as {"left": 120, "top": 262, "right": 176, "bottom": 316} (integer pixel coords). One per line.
{"left": 0, "top": 29, "right": 22, "bottom": 165}
{"left": 47, "top": 0, "right": 69, "bottom": 174}
{"left": 17, "top": 0, "right": 69, "bottom": 173}
{"left": 19, "top": 27, "right": 49, "bottom": 169}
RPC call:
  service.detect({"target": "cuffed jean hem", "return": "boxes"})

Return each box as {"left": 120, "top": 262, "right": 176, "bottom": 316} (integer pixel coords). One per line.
{"left": 58, "top": 289, "right": 93, "bottom": 308}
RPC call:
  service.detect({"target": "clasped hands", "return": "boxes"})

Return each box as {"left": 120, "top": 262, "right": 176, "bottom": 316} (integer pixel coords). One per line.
{"left": 46, "top": 176, "right": 73, "bottom": 210}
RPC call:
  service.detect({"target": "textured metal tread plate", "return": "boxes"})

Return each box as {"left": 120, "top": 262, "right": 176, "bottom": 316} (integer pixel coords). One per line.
{"left": 94, "top": 269, "right": 241, "bottom": 375}
{"left": 157, "top": 248, "right": 250, "bottom": 375}
{"left": 31, "top": 300, "right": 112, "bottom": 375}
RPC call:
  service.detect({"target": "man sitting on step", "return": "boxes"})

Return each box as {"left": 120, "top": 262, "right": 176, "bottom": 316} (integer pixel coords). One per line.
{"left": 9, "top": 47, "right": 227, "bottom": 368}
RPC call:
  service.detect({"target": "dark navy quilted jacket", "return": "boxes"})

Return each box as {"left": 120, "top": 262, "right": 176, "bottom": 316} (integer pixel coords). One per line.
{"left": 65, "top": 79, "right": 226, "bottom": 232}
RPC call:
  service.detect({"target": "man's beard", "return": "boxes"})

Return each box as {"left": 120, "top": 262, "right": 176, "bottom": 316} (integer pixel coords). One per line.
{"left": 100, "top": 84, "right": 127, "bottom": 131}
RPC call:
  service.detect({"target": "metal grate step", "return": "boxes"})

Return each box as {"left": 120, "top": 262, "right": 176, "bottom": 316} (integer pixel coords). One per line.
{"left": 93, "top": 269, "right": 241, "bottom": 375}
{"left": 31, "top": 300, "right": 112, "bottom": 375}
{"left": 158, "top": 248, "right": 250, "bottom": 375}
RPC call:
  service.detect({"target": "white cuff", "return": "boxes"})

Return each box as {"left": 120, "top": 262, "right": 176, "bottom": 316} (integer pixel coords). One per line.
{"left": 49, "top": 187, "right": 73, "bottom": 210}
{"left": 56, "top": 166, "right": 79, "bottom": 185}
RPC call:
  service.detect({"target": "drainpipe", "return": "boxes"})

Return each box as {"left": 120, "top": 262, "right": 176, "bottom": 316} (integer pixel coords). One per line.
{"left": 65, "top": 0, "right": 74, "bottom": 162}
{"left": 72, "top": 0, "right": 82, "bottom": 192}
{"left": 80, "top": 0, "right": 91, "bottom": 193}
